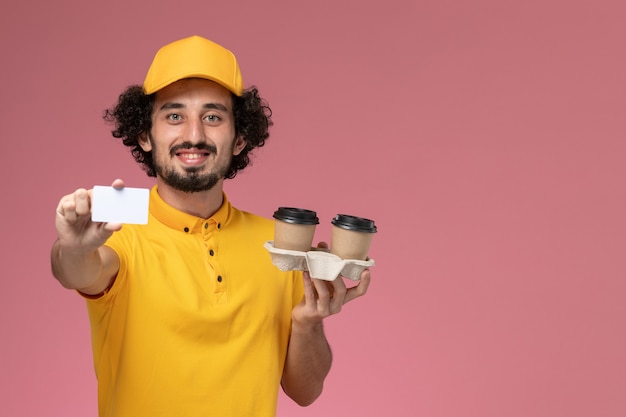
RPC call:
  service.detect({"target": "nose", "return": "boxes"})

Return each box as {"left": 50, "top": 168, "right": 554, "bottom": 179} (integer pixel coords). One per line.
{"left": 184, "top": 117, "right": 206, "bottom": 144}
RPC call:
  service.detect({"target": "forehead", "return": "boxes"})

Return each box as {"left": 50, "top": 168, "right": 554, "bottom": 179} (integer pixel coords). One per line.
{"left": 154, "top": 78, "right": 234, "bottom": 109}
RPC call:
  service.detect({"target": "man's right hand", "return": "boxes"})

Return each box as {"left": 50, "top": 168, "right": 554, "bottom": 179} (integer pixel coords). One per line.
{"left": 55, "top": 179, "right": 125, "bottom": 252}
{"left": 51, "top": 179, "right": 124, "bottom": 294}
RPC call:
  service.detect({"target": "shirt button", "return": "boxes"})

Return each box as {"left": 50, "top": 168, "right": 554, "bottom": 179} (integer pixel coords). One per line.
{"left": 209, "top": 249, "right": 214, "bottom": 256}
{"left": 204, "top": 223, "right": 209, "bottom": 229}
{"left": 217, "top": 223, "right": 221, "bottom": 229}
{"left": 217, "top": 276, "right": 223, "bottom": 282}
{"left": 184, "top": 227, "right": 189, "bottom": 233}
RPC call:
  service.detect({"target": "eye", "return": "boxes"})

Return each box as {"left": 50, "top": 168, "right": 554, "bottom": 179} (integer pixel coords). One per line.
{"left": 204, "top": 114, "right": 221, "bottom": 123}
{"left": 166, "top": 113, "right": 182, "bottom": 122}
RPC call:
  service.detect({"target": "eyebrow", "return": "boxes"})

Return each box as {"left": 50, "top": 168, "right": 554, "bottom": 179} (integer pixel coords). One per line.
{"left": 159, "top": 102, "right": 229, "bottom": 112}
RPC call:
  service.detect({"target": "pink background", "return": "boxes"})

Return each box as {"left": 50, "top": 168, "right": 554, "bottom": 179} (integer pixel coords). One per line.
{"left": 1, "top": 0, "right": 625, "bottom": 416}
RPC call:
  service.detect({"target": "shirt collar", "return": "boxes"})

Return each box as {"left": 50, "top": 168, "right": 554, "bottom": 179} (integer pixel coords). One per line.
{"left": 149, "top": 185, "right": 231, "bottom": 233}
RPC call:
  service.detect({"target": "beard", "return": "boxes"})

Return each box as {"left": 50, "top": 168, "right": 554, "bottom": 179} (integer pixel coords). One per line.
{"left": 156, "top": 164, "right": 222, "bottom": 193}
{"left": 150, "top": 135, "right": 234, "bottom": 193}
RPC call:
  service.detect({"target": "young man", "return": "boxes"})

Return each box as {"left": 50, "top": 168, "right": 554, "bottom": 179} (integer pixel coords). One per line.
{"left": 51, "top": 35, "right": 370, "bottom": 417}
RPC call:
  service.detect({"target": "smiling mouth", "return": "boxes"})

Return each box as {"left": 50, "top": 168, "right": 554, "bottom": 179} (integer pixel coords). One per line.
{"left": 175, "top": 150, "right": 211, "bottom": 165}
{"left": 177, "top": 152, "right": 208, "bottom": 159}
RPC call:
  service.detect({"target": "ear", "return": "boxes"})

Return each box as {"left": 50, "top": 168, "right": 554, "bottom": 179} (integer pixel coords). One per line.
{"left": 138, "top": 132, "right": 152, "bottom": 152}
{"left": 232, "top": 135, "right": 246, "bottom": 156}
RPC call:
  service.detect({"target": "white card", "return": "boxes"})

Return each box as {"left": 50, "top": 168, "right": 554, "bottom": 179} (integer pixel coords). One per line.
{"left": 91, "top": 186, "right": 150, "bottom": 224}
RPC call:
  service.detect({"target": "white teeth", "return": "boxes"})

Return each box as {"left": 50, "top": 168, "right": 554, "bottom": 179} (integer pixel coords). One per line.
{"left": 182, "top": 153, "right": 203, "bottom": 159}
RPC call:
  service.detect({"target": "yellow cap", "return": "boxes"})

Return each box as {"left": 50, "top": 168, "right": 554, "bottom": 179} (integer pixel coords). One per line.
{"left": 143, "top": 35, "right": 243, "bottom": 96}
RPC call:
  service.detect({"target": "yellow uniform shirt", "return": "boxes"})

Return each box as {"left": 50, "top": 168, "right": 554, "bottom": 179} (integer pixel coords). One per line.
{"left": 85, "top": 187, "right": 303, "bottom": 417}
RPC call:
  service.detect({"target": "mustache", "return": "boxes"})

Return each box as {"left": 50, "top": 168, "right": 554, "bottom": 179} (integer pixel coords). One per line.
{"left": 170, "top": 142, "right": 217, "bottom": 157}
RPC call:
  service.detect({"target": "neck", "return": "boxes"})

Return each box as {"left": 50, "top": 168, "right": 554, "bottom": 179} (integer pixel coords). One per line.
{"left": 155, "top": 178, "right": 225, "bottom": 219}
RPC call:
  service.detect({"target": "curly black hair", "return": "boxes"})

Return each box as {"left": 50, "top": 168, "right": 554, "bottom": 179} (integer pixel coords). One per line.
{"left": 103, "top": 84, "right": 273, "bottom": 179}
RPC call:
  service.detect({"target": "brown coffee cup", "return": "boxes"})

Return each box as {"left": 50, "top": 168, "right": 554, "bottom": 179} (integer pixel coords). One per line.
{"left": 330, "top": 214, "right": 377, "bottom": 260}
{"left": 273, "top": 207, "right": 319, "bottom": 252}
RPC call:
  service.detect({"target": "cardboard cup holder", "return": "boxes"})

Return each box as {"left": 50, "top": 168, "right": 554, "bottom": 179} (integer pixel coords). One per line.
{"left": 264, "top": 241, "right": 375, "bottom": 281}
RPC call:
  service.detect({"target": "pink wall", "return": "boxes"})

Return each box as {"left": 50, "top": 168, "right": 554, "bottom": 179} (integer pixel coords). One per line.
{"left": 1, "top": 1, "right": 625, "bottom": 416}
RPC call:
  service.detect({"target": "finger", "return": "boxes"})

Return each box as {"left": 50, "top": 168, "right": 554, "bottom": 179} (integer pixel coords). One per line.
{"left": 344, "top": 269, "right": 371, "bottom": 304}
{"left": 311, "top": 277, "right": 332, "bottom": 314}
{"left": 73, "top": 188, "right": 91, "bottom": 217}
{"left": 103, "top": 222, "right": 123, "bottom": 232}
{"left": 301, "top": 272, "right": 317, "bottom": 308}
{"left": 111, "top": 178, "right": 125, "bottom": 189}
{"left": 329, "top": 277, "right": 347, "bottom": 313}
{"left": 316, "top": 241, "right": 329, "bottom": 250}
{"left": 57, "top": 197, "right": 77, "bottom": 222}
